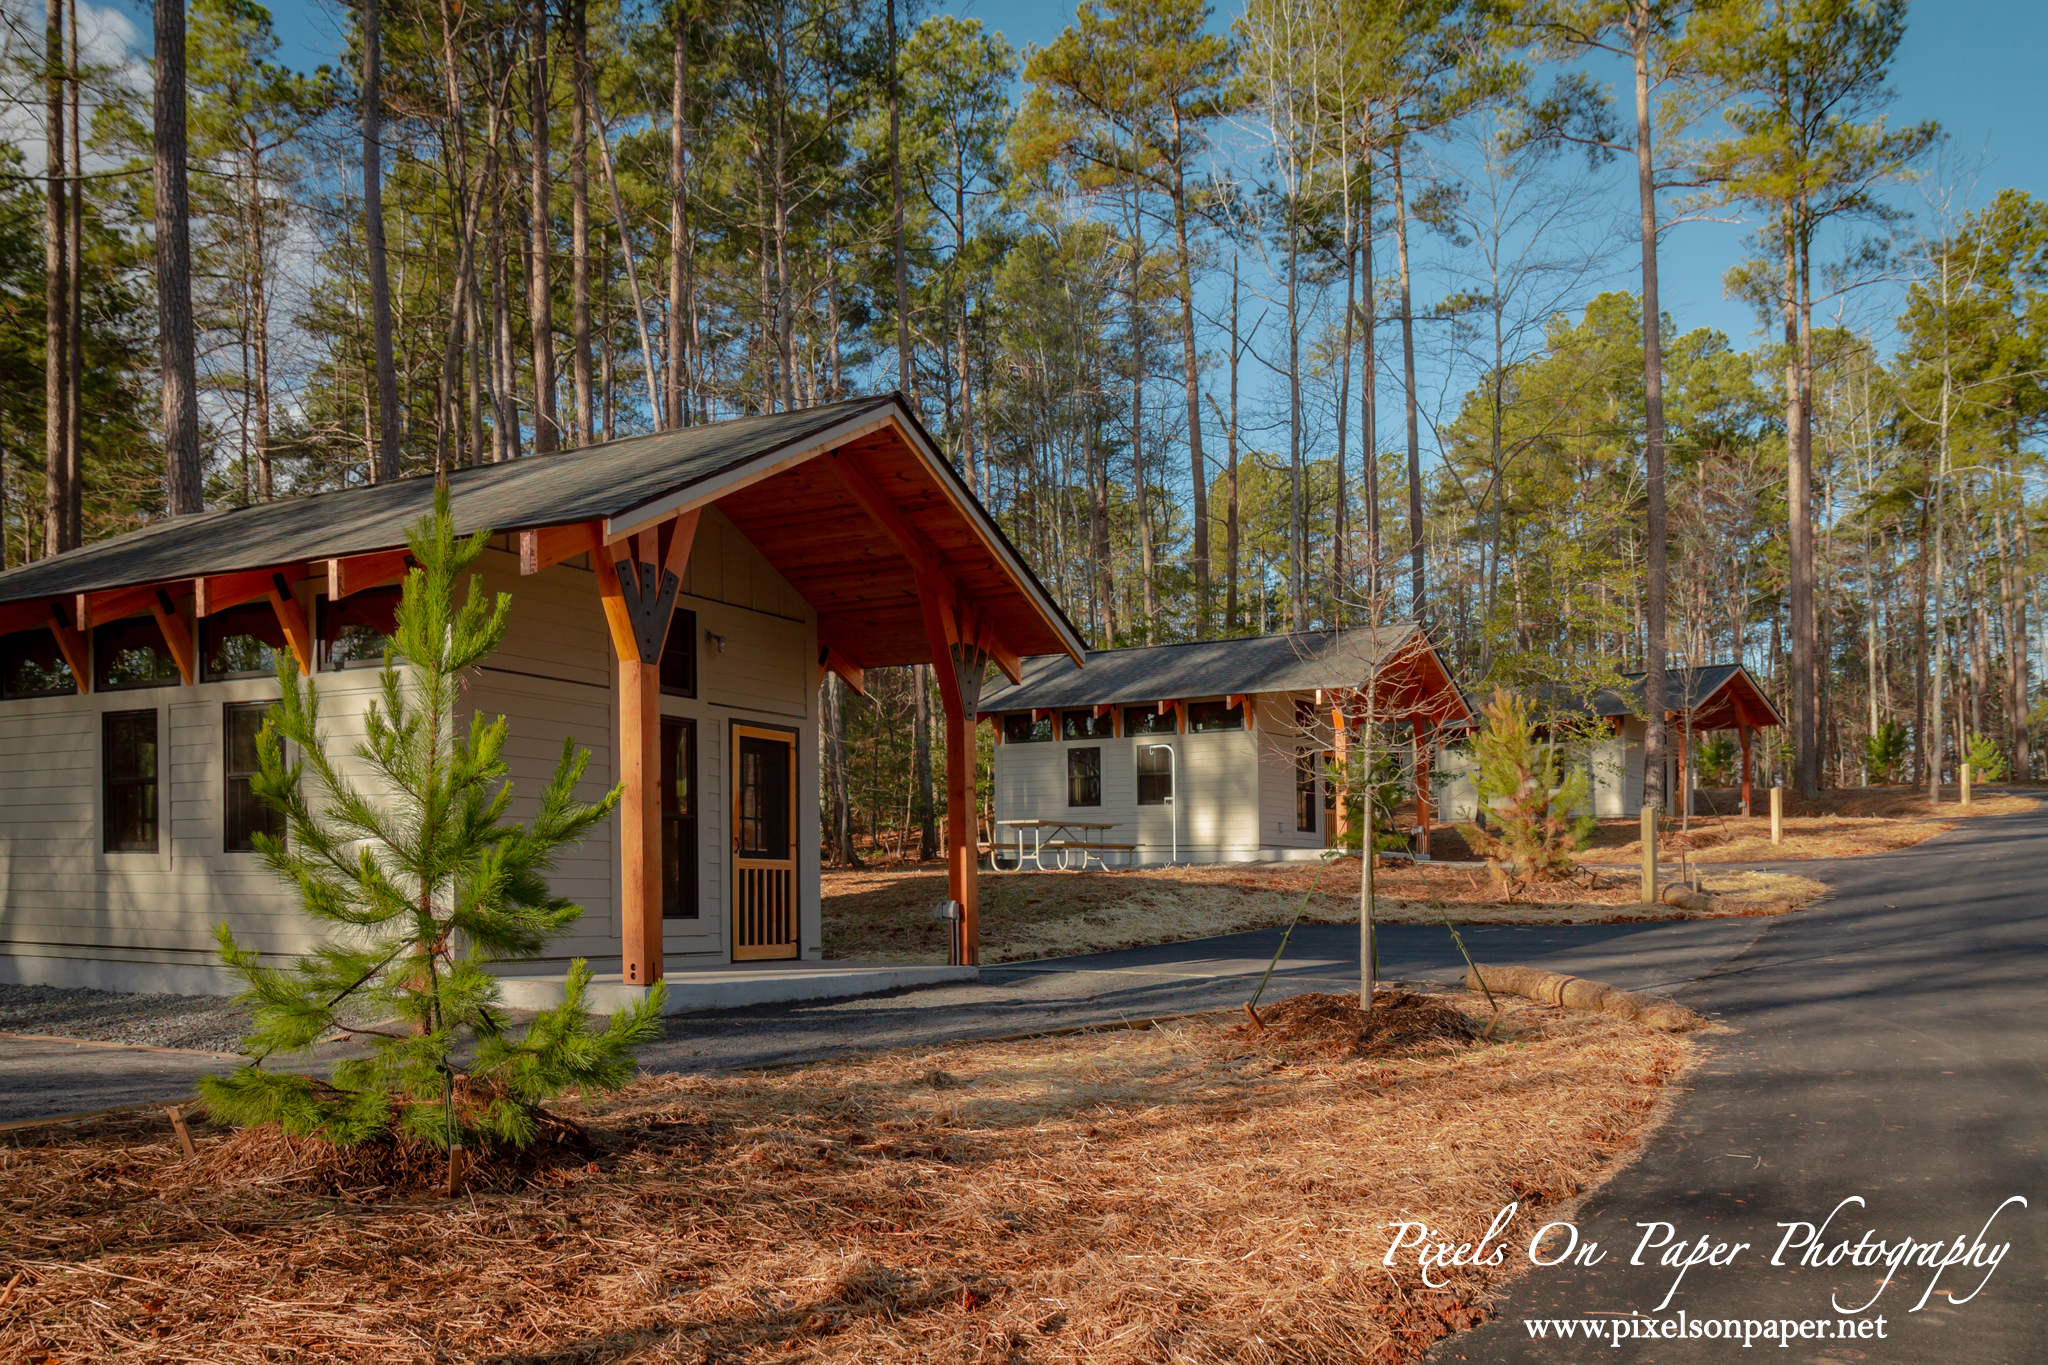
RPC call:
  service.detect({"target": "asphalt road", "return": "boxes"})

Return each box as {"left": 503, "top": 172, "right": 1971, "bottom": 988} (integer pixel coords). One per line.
{"left": 633, "top": 916, "right": 1767, "bottom": 1073}
{"left": 0, "top": 907, "right": 1767, "bottom": 1123}
{"left": 1436, "top": 808, "right": 2048, "bottom": 1363}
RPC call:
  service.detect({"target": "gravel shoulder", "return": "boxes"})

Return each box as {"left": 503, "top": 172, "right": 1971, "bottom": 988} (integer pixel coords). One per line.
{"left": 0, "top": 983, "right": 255, "bottom": 1053}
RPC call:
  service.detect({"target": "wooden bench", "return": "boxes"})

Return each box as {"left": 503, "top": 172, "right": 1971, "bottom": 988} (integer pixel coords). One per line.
{"left": 1041, "top": 839, "right": 1138, "bottom": 871}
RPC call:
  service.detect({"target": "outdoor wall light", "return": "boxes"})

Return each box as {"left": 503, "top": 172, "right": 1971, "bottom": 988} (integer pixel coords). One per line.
{"left": 707, "top": 631, "right": 727, "bottom": 654}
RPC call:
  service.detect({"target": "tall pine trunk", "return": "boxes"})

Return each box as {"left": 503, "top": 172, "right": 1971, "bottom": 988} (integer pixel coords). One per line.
{"left": 1391, "top": 139, "right": 1422, "bottom": 621}
{"left": 1170, "top": 169, "right": 1209, "bottom": 635}
{"left": 43, "top": 0, "right": 68, "bottom": 552}
{"left": 1633, "top": 7, "right": 1669, "bottom": 812}
{"left": 362, "top": 0, "right": 400, "bottom": 481}
{"left": 570, "top": 0, "right": 592, "bottom": 442}
{"left": 528, "top": 0, "right": 556, "bottom": 449}
{"left": 156, "top": 0, "right": 202, "bottom": 512}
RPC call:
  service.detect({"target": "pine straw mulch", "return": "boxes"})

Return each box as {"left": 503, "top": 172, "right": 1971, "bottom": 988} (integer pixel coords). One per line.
{"left": 823, "top": 857, "right": 1823, "bottom": 963}
{"left": 1579, "top": 786, "right": 2039, "bottom": 864}
{"left": 0, "top": 994, "right": 1692, "bottom": 1365}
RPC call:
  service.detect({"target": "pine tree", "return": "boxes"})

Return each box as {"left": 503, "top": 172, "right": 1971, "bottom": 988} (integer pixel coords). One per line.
{"left": 201, "top": 492, "right": 663, "bottom": 1150}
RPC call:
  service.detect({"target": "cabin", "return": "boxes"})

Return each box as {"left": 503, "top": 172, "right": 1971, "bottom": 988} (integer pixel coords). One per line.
{"left": 1581, "top": 665, "right": 1784, "bottom": 816}
{"left": 0, "top": 395, "right": 1082, "bottom": 1004}
{"left": 977, "top": 626, "right": 1472, "bottom": 865}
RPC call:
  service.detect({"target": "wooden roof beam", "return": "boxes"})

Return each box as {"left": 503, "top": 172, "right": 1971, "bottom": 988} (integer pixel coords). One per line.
{"left": 329, "top": 549, "right": 412, "bottom": 600}
{"left": 194, "top": 564, "right": 312, "bottom": 618}
{"left": 520, "top": 521, "right": 605, "bottom": 576}
{"left": 45, "top": 603, "right": 88, "bottom": 693}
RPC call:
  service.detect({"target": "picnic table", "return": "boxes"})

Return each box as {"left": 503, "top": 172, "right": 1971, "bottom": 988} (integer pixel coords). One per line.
{"left": 988, "top": 818, "right": 1134, "bottom": 872}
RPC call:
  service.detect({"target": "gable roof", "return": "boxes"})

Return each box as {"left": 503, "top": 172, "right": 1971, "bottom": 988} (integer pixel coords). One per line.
{"left": 0, "top": 395, "right": 1087, "bottom": 668}
{"left": 978, "top": 625, "right": 1469, "bottom": 721}
{"left": 1592, "top": 665, "right": 1783, "bottom": 728}
{"left": 0, "top": 398, "right": 871, "bottom": 602}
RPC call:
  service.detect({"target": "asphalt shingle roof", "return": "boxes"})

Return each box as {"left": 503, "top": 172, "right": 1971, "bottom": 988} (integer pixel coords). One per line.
{"left": 0, "top": 397, "right": 894, "bottom": 606}
{"left": 978, "top": 625, "right": 1429, "bottom": 711}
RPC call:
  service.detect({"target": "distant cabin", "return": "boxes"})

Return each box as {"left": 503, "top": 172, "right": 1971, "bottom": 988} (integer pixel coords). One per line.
{"left": 1434, "top": 665, "right": 1782, "bottom": 821}
{"left": 1581, "top": 665, "right": 1783, "bottom": 816}
{"left": 0, "top": 395, "right": 1079, "bottom": 997}
{"left": 978, "top": 626, "right": 1471, "bottom": 865}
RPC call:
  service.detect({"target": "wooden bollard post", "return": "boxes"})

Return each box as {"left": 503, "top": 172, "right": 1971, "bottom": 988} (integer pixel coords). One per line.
{"left": 165, "top": 1105, "right": 195, "bottom": 1159}
{"left": 1961, "top": 762, "right": 1973, "bottom": 807}
{"left": 1769, "top": 785, "right": 1783, "bottom": 846}
{"left": 1640, "top": 803, "right": 1657, "bottom": 905}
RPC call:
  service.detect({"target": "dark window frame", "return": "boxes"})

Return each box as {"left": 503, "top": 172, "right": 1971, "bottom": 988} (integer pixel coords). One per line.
{"left": 1002, "top": 713, "right": 1054, "bottom": 744}
{"left": 1124, "top": 705, "right": 1179, "bottom": 737}
{"left": 103, "top": 709, "right": 160, "bottom": 853}
{"left": 319, "top": 588, "right": 402, "bottom": 671}
{"left": 1296, "top": 748, "right": 1319, "bottom": 833}
{"left": 1136, "top": 742, "right": 1174, "bottom": 806}
{"left": 202, "top": 602, "right": 288, "bottom": 682}
{"left": 660, "top": 609, "right": 699, "bottom": 698}
{"left": 661, "top": 715, "right": 700, "bottom": 917}
{"left": 223, "top": 701, "right": 286, "bottom": 853}
{"left": 1067, "top": 746, "right": 1102, "bottom": 807}
{"left": 93, "top": 617, "right": 181, "bottom": 693}
{"left": 1060, "top": 709, "right": 1112, "bottom": 740}
{"left": 1186, "top": 699, "right": 1245, "bottom": 733}
{"left": 0, "top": 627, "right": 76, "bottom": 699}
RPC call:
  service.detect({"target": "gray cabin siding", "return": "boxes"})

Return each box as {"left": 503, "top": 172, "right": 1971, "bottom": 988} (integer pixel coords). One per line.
{"left": 0, "top": 510, "right": 823, "bottom": 996}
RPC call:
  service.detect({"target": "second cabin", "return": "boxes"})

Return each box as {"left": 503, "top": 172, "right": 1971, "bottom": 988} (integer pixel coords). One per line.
{"left": 978, "top": 627, "right": 1471, "bottom": 867}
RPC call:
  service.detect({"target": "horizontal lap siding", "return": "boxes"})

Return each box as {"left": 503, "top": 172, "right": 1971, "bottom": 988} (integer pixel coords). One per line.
{"left": 465, "top": 668, "right": 617, "bottom": 961}
{"left": 0, "top": 673, "right": 391, "bottom": 963}
{"left": 1255, "top": 693, "right": 1321, "bottom": 849}
{"left": 993, "top": 730, "right": 1255, "bottom": 855}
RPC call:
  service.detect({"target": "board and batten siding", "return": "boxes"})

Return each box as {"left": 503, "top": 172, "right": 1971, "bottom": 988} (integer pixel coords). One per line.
{"left": 461, "top": 507, "right": 821, "bottom": 968}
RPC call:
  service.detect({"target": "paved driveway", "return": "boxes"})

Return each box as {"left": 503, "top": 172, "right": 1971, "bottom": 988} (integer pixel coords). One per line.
{"left": 1437, "top": 807, "right": 2047, "bottom": 1362}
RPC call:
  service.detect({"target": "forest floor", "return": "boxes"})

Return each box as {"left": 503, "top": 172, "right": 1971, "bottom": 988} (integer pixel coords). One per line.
{"left": 823, "top": 856, "right": 1824, "bottom": 964}
{"left": 1580, "top": 784, "right": 2039, "bottom": 864}
{"left": 0, "top": 991, "right": 1693, "bottom": 1365}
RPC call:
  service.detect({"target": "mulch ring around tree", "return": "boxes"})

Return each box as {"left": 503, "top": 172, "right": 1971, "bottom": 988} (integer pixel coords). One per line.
{"left": 1238, "top": 989, "right": 1483, "bottom": 1061}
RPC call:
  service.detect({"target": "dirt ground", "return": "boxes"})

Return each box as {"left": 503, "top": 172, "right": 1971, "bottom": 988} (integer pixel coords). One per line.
{"left": 1581, "top": 785, "right": 2038, "bottom": 864}
{"left": 0, "top": 994, "right": 1692, "bottom": 1364}
{"left": 824, "top": 857, "right": 1825, "bottom": 964}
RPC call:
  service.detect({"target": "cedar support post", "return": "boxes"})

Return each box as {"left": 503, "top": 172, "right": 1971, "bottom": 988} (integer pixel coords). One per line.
{"left": 1739, "top": 721, "right": 1753, "bottom": 817}
{"left": 925, "top": 612, "right": 988, "bottom": 967}
{"left": 1411, "top": 715, "right": 1432, "bottom": 860}
{"left": 1332, "top": 703, "right": 1350, "bottom": 847}
{"left": 593, "top": 511, "right": 699, "bottom": 988}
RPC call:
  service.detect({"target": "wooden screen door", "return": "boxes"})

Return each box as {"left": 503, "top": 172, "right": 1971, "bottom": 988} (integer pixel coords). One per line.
{"left": 731, "top": 724, "right": 798, "bottom": 960}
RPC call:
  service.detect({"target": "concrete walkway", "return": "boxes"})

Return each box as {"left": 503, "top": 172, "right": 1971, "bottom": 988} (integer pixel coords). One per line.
{"left": 1437, "top": 806, "right": 2047, "bottom": 1362}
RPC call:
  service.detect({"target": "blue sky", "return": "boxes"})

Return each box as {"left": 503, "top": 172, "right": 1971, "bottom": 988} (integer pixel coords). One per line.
{"left": 119, "top": 0, "right": 2047, "bottom": 463}
{"left": 232, "top": 0, "right": 2048, "bottom": 349}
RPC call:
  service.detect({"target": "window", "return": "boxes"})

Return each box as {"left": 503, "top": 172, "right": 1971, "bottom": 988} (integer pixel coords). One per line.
{"left": 737, "top": 734, "right": 792, "bottom": 858}
{"left": 1061, "top": 709, "right": 1112, "bottom": 740}
{"left": 660, "top": 609, "right": 698, "bottom": 697}
{"left": 224, "top": 702, "right": 285, "bottom": 852}
{"left": 1124, "top": 705, "right": 1178, "bottom": 736}
{"left": 203, "top": 602, "right": 287, "bottom": 681}
{"left": 1187, "top": 699, "right": 1245, "bottom": 733}
{"left": 1296, "top": 748, "right": 1318, "bottom": 832}
{"left": 103, "top": 710, "right": 159, "bottom": 852}
{"left": 1, "top": 628, "right": 74, "bottom": 699}
{"left": 1137, "top": 743, "right": 1173, "bottom": 806}
{"left": 1067, "top": 747, "right": 1102, "bottom": 806}
{"left": 94, "top": 618, "right": 180, "bottom": 692}
{"left": 1002, "top": 713, "right": 1054, "bottom": 744}
{"left": 321, "top": 588, "right": 400, "bottom": 670}
{"left": 1293, "top": 697, "right": 1319, "bottom": 729}
{"left": 661, "top": 716, "right": 698, "bottom": 917}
